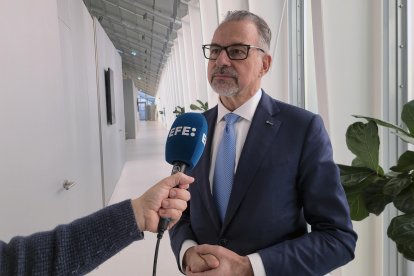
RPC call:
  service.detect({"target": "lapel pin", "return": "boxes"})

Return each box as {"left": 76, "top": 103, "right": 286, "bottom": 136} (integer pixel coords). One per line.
{"left": 266, "top": 120, "right": 274, "bottom": 126}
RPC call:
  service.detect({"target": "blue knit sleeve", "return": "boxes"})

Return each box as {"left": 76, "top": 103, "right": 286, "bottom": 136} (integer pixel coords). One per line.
{"left": 0, "top": 199, "right": 144, "bottom": 275}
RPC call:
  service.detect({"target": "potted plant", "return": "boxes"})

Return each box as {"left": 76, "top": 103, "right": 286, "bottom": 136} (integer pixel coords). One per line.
{"left": 173, "top": 106, "right": 185, "bottom": 117}
{"left": 190, "top": 100, "right": 208, "bottom": 112}
{"left": 338, "top": 100, "right": 414, "bottom": 261}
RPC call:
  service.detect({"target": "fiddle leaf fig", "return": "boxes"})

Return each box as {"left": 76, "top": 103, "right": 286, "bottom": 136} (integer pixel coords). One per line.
{"left": 351, "top": 157, "right": 369, "bottom": 167}
{"left": 387, "top": 213, "right": 414, "bottom": 261}
{"left": 342, "top": 175, "right": 382, "bottom": 221}
{"left": 383, "top": 175, "right": 412, "bottom": 197}
{"left": 339, "top": 99, "right": 414, "bottom": 260}
{"left": 362, "top": 178, "right": 393, "bottom": 215}
{"left": 387, "top": 213, "right": 414, "bottom": 243}
{"left": 390, "top": 150, "right": 414, "bottom": 173}
{"left": 393, "top": 185, "right": 414, "bottom": 213}
{"left": 394, "top": 132, "right": 414, "bottom": 145}
{"left": 401, "top": 100, "right": 414, "bottom": 134}
{"left": 345, "top": 120, "right": 383, "bottom": 175}
{"left": 396, "top": 243, "right": 414, "bottom": 262}
{"left": 338, "top": 165, "right": 376, "bottom": 187}
{"left": 353, "top": 115, "right": 411, "bottom": 137}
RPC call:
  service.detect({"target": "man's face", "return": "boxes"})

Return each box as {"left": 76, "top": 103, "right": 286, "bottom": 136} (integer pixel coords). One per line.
{"left": 207, "top": 20, "right": 267, "bottom": 101}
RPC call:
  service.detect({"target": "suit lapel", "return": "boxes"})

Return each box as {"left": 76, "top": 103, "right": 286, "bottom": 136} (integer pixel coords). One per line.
{"left": 222, "top": 92, "right": 281, "bottom": 231}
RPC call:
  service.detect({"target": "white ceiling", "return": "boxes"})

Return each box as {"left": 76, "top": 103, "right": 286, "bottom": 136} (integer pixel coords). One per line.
{"left": 83, "top": 0, "right": 190, "bottom": 96}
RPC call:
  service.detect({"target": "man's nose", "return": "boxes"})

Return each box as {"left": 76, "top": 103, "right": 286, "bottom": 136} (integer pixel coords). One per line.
{"left": 214, "top": 49, "right": 231, "bottom": 66}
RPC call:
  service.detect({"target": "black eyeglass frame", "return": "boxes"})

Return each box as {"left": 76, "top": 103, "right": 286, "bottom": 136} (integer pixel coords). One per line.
{"left": 201, "top": 43, "right": 265, "bottom": 60}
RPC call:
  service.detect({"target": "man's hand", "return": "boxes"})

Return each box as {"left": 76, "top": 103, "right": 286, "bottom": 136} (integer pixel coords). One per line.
{"left": 186, "top": 244, "right": 254, "bottom": 276}
{"left": 183, "top": 246, "right": 220, "bottom": 274}
{"left": 131, "top": 172, "right": 194, "bottom": 232}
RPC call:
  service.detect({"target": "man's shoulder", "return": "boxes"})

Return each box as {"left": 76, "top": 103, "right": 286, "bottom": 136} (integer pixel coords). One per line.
{"left": 262, "top": 92, "right": 316, "bottom": 119}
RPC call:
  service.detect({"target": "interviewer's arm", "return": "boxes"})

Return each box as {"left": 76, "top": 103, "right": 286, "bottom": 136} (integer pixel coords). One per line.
{"left": 0, "top": 173, "right": 194, "bottom": 275}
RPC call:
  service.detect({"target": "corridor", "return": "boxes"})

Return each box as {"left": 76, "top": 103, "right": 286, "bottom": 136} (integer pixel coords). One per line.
{"left": 89, "top": 121, "right": 182, "bottom": 275}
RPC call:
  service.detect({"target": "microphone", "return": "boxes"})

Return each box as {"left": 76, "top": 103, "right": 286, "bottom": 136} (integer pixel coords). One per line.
{"left": 153, "top": 112, "right": 207, "bottom": 276}
{"left": 158, "top": 112, "right": 208, "bottom": 236}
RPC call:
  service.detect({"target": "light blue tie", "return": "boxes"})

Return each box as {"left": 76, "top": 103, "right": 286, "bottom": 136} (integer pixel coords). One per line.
{"left": 213, "top": 113, "right": 240, "bottom": 223}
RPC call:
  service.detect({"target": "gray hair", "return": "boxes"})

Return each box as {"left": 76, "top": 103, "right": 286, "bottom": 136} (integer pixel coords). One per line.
{"left": 221, "top": 10, "right": 271, "bottom": 52}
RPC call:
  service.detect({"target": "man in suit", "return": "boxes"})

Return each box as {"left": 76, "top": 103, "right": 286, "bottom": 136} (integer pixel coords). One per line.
{"left": 169, "top": 10, "right": 357, "bottom": 276}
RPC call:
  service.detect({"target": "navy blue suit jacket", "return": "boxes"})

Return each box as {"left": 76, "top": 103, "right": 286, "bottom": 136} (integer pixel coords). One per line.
{"left": 170, "top": 91, "right": 357, "bottom": 275}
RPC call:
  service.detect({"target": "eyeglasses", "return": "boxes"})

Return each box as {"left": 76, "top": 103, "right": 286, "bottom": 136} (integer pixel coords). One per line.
{"left": 202, "top": 44, "right": 265, "bottom": 60}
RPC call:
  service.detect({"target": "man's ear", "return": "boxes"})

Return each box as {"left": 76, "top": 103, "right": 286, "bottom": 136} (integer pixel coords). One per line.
{"left": 261, "top": 54, "right": 272, "bottom": 75}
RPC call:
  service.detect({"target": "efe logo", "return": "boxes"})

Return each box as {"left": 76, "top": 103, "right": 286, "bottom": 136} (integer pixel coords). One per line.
{"left": 169, "top": 126, "right": 197, "bottom": 137}
{"left": 169, "top": 126, "right": 207, "bottom": 146}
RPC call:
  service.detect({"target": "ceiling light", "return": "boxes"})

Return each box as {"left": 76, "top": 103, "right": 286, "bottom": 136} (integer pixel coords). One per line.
{"left": 131, "top": 51, "right": 137, "bottom": 56}
{"left": 138, "top": 76, "right": 142, "bottom": 80}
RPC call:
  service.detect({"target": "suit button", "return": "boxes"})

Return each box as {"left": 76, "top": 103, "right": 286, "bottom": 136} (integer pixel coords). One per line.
{"left": 218, "top": 238, "right": 228, "bottom": 246}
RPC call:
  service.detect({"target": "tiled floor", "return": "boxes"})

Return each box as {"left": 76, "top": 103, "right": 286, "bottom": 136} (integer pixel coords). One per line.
{"left": 88, "top": 120, "right": 182, "bottom": 276}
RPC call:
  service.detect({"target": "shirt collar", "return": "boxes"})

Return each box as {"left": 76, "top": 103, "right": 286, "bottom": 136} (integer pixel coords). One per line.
{"left": 217, "top": 89, "right": 262, "bottom": 123}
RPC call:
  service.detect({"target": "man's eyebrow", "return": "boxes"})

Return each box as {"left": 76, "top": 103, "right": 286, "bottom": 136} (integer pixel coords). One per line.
{"left": 209, "top": 42, "right": 247, "bottom": 47}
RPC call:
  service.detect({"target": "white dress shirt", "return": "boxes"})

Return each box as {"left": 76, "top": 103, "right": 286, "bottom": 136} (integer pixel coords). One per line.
{"left": 180, "top": 89, "right": 266, "bottom": 276}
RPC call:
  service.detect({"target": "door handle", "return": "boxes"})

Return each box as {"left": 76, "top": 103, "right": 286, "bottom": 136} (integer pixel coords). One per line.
{"left": 63, "top": 179, "right": 76, "bottom": 190}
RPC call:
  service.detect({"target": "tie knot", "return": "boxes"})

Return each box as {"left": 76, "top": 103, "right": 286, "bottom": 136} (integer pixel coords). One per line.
{"left": 224, "top": 113, "right": 240, "bottom": 125}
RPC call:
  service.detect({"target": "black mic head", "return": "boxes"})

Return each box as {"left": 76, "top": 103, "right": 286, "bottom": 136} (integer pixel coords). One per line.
{"left": 165, "top": 112, "right": 208, "bottom": 170}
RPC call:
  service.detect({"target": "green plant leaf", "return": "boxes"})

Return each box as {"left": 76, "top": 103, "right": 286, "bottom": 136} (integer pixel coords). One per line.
{"left": 387, "top": 213, "right": 414, "bottom": 260}
{"left": 394, "top": 131, "right": 414, "bottom": 145}
{"left": 390, "top": 151, "right": 414, "bottom": 173}
{"left": 346, "top": 121, "right": 381, "bottom": 173}
{"left": 190, "top": 100, "right": 208, "bottom": 111}
{"left": 401, "top": 100, "right": 414, "bottom": 134}
{"left": 396, "top": 243, "right": 414, "bottom": 261}
{"left": 388, "top": 213, "right": 414, "bottom": 243}
{"left": 196, "top": 100, "right": 207, "bottom": 108}
{"left": 383, "top": 175, "right": 413, "bottom": 196}
{"left": 351, "top": 157, "right": 366, "bottom": 168}
{"left": 353, "top": 115, "right": 411, "bottom": 137}
{"left": 190, "top": 104, "right": 203, "bottom": 111}
{"left": 343, "top": 178, "right": 371, "bottom": 221}
{"left": 362, "top": 178, "right": 393, "bottom": 215}
{"left": 338, "top": 164, "right": 377, "bottom": 187}
{"left": 393, "top": 185, "right": 414, "bottom": 213}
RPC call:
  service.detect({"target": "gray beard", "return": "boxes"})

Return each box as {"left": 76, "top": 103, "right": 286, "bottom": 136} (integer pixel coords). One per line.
{"left": 210, "top": 79, "right": 239, "bottom": 97}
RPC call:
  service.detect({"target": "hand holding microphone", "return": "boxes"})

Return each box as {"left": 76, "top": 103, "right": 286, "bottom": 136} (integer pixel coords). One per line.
{"left": 131, "top": 172, "right": 194, "bottom": 233}
{"left": 158, "top": 112, "right": 208, "bottom": 236}
{"left": 152, "top": 112, "right": 208, "bottom": 276}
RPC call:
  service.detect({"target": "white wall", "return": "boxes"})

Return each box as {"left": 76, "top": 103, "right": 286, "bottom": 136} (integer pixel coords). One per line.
{"left": 305, "top": 1, "right": 384, "bottom": 275}
{"left": 0, "top": 0, "right": 103, "bottom": 240}
{"left": 0, "top": 0, "right": 126, "bottom": 240}
{"left": 322, "top": 1, "right": 381, "bottom": 275}
{"left": 249, "top": 0, "right": 289, "bottom": 102}
{"left": 94, "top": 18, "right": 126, "bottom": 204}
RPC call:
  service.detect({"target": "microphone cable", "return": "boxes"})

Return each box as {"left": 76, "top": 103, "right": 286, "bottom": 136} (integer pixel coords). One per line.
{"left": 152, "top": 164, "right": 186, "bottom": 276}
{"left": 152, "top": 218, "right": 170, "bottom": 276}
